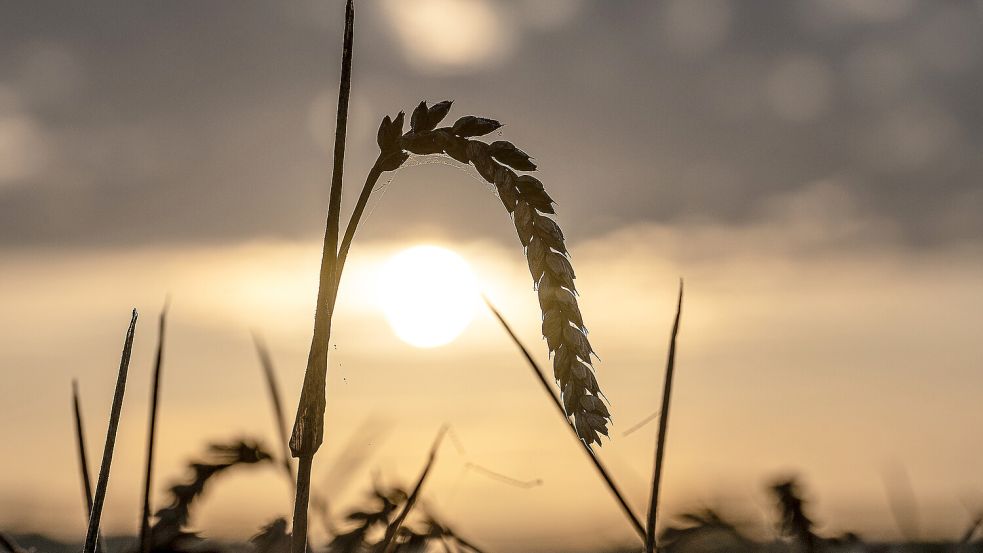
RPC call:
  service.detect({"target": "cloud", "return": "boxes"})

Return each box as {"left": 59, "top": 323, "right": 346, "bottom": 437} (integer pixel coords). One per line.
{"left": 0, "top": 95, "right": 48, "bottom": 186}
{"left": 766, "top": 54, "right": 835, "bottom": 123}
{"left": 659, "top": 0, "right": 733, "bottom": 55}
{"left": 378, "top": 0, "right": 517, "bottom": 73}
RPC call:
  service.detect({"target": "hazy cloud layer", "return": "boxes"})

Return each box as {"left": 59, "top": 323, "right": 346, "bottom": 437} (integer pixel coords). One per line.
{"left": 0, "top": 1, "right": 981, "bottom": 249}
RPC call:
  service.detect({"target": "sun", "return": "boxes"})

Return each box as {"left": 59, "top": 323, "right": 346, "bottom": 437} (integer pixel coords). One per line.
{"left": 375, "top": 245, "right": 479, "bottom": 348}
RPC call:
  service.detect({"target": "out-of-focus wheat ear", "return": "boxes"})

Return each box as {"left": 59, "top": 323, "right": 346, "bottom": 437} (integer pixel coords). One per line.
{"left": 482, "top": 297, "right": 646, "bottom": 541}
{"left": 83, "top": 308, "right": 138, "bottom": 553}
{"left": 0, "top": 532, "right": 27, "bottom": 553}
{"left": 139, "top": 301, "right": 168, "bottom": 553}
{"left": 253, "top": 331, "right": 295, "bottom": 483}
{"left": 645, "top": 280, "right": 684, "bottom": 553}
{"left": 378, "top": 427, "right": 447, "bottom": 553}
{"left": 72, "top": 381, "right": 106, "bottom": 553}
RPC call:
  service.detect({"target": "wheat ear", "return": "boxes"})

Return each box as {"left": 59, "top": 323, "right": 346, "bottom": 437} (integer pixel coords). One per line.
{"left": 368, "top": 102, "right": 611, "bottom": 445}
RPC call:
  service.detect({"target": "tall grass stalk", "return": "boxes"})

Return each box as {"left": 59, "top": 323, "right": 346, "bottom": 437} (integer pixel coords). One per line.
{"left": 645, "top": 280, "right": 684, "bottom": 553}
{"left": 71, "top": 381, "right": 105, "bottom": 553}
{"left": 288, "top": 1, "right": 354, "bottom": 550}
{"left": 83, "top": 309, "right": 138, "bottom": 553}
{"left": 482, "top": 297, "right": 645, "bottom": 541}
{"left": 139, "top": 303, "right": 168, "bottom": 553}
{"left": 378, "top": 427, "right": 447, "bottom": 553}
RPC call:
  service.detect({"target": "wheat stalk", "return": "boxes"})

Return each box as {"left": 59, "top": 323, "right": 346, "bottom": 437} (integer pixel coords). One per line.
{"left": 289, "top": 1, "right": 354, "bottom": 550}
{"left": 83, "top": 308, "right": 138, "bottom": 553}
{"left": 646, "top": 280, "right": 684, "bottom": 553}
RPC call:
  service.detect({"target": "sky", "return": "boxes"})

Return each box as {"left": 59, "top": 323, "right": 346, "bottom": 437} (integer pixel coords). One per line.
{"left": 1, "top": 1, "right": 982, "bottom": 551}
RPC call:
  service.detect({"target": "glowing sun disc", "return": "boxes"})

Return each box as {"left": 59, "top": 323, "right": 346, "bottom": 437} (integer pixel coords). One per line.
{"left": 375, "top": 245, "right": 478, "bottom": 348}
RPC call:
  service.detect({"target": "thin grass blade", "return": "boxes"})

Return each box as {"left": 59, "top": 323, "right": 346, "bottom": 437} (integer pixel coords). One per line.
{"left": 645, "top": 280, "right": 684, "bottom": 553}
{"left": 482, "top": 296, "right": 646, "bottom": 541}
{"left": 83, "top": 308, "right": 138, "bottom": 553}
{"left": 253, "top": 332, "right": 295, "bottom": 482}
{"left": 72, "top": 380, "right": 95, "bottom": 516}
{"left": 72, "top": 381, "right": 105, "bottom": 553}
{"left": 139, "top": 302, "right": 168, "bottom": 553}
{"left": 379, "top": 427, "right": 447, "bottom": 553}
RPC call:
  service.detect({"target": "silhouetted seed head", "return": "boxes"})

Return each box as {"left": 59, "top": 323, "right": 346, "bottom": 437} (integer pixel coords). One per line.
{"left": 150, "top": 440, "right": 273, "bottom": 551}
{"left": 376, "top": 101, "right": 611, "bottom": 445}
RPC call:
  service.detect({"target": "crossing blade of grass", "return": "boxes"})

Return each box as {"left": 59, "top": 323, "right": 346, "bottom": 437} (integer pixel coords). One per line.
{"left": 253, "top": 332, "right": 295, "bottom": 483}
{"left": 83, "top": 308, "right": 138, "bottom": 553}
{"left": 72, "top": 381, "right": 105, "bottom": 553}
{"left": 482, "top": 296, "right": 646, "bottom": 542}
{"left": 379, "top": 426, "right": 448, "bottom": 553}
{"left": 645, "top": 280, "right": 684, "bottom": 553}
{"left": 622, "top": 410, "right": 661, "bottom": 438}
{"left": 139, "top": 302, "right": 168, "bottom": 553}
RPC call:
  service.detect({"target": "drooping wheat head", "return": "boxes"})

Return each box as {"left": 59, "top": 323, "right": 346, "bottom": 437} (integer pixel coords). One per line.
{"left": 376, "top": 101, "right": 610, "bottom": 445}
